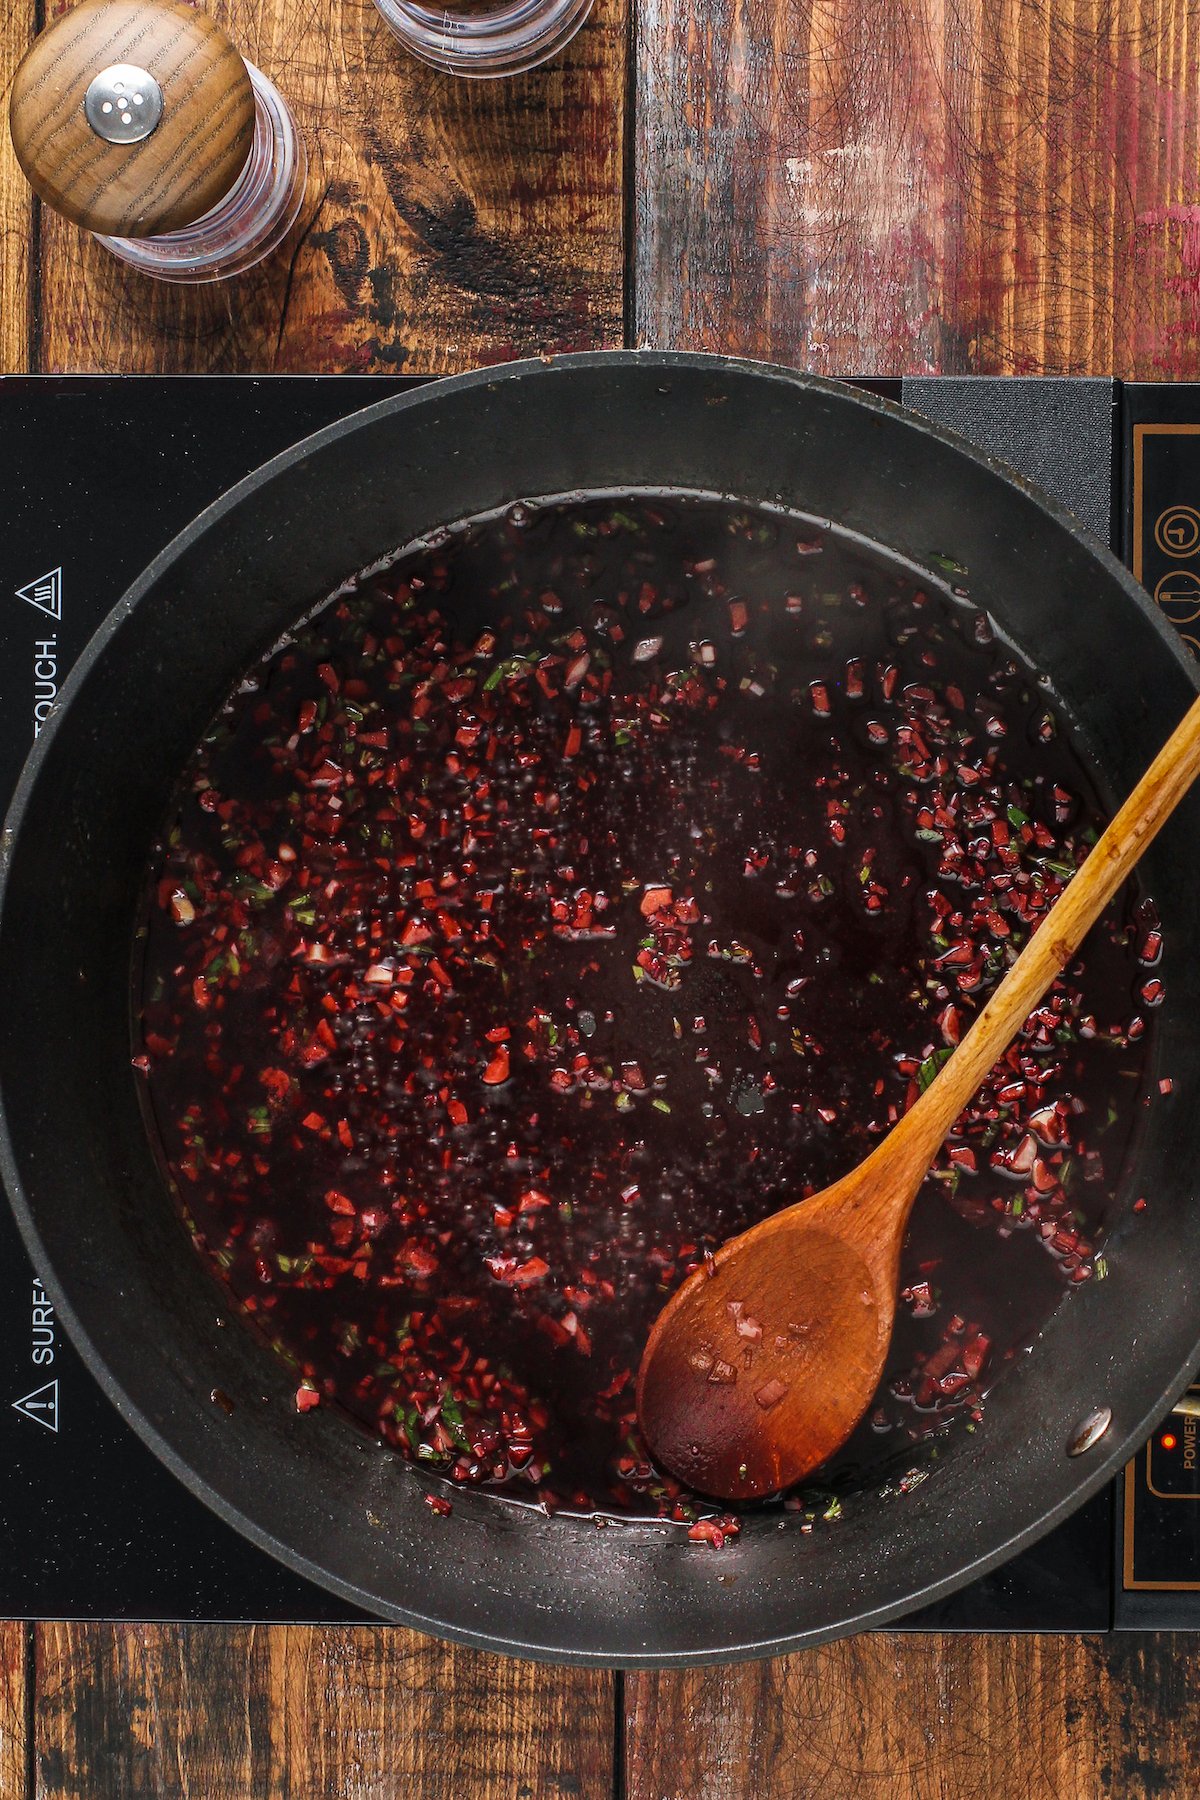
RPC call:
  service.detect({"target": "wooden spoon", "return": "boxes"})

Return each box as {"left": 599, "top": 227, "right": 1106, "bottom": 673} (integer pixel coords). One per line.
{"left": 637, "top": 690, "right": 1200, "bottom": 1503}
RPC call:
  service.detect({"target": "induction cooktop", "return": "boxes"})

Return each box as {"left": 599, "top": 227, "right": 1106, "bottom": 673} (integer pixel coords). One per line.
{"left": 0, "top": 372, "right": 1195, "bottom": 1629}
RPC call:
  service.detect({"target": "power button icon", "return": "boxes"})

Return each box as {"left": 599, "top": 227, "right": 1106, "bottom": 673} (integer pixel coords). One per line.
{"left": 1154, "top": 505, "right": 1200, "bottom": 557}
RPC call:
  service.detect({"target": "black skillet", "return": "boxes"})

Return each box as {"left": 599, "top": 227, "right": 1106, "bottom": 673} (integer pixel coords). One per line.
{"left": 1, "top": 352, "right": 1198, "bottom": 1665}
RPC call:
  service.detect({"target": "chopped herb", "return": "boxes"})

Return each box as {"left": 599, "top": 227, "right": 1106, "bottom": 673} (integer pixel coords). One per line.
{"left": 917, "top": 1047, "right": 954, "bottom": 1092}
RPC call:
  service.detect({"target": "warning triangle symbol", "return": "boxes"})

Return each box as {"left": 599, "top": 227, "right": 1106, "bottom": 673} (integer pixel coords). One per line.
{"left": 15, "top": 567, "right": 62, "bottom": 620}
{"left": 12, "top": 1379, "right": 58, "bottom": 1432}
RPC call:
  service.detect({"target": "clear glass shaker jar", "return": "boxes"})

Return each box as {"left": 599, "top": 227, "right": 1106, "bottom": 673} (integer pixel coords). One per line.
{"left": 10, "top": 0, "right": 306, "bottom": 284}
{"left": 374, "top": 0, "right": 594, "bottom": 78}
{"left": 97, "top": 63, "right": 306, "bottom": 284}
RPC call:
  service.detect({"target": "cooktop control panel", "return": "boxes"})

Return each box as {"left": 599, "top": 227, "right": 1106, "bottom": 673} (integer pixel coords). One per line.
{"left": 1114, "top": 385, "right": 1200, "bottom": 1629}
{"left": 0, "top": 373, "right": 1195, "bottom": 1629}
{"left": 1124, "top": 385, "right": 1200, "bottom": 659}
{"left": 1119, "top": 1386, "right": 1200, "bottom": 1629}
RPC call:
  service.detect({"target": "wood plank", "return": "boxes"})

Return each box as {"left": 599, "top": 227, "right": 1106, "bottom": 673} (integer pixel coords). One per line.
{"left": 625, "top": 1631, "right": 1200, "bottom": 1800}
{"left": 34, "top": 1622, "right": 613, "bottom": 1799}
{"left": 0, "top": 1623, "right": 27, "bottom": 1800}
{"left": 635, "top": 0, "right": 1200, "bottom": 377}
{"left": 29, "top": 0, "right": 625, "bottom": 374}
{"left": 0, "top": 0, "right": 35, "bottom": 372}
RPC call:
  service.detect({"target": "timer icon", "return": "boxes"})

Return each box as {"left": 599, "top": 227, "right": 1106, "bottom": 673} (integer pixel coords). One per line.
{"left": 1154, "top": 505, "right": 1200, "bottom": 557}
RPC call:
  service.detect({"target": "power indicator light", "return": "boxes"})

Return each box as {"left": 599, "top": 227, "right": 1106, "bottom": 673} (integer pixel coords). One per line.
{"left": 1161, "top": 1432, "right": 1178, "bottom": 1451}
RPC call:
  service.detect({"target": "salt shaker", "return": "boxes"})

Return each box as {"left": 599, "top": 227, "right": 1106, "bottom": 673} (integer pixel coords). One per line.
{"left": 9, "top": 0, "right": 306, "bottom": 283}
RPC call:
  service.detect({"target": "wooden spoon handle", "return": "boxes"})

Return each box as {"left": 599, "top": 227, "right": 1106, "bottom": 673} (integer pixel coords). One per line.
{"left": 882, "top": 688, "right": 1200, "bottom": 1187}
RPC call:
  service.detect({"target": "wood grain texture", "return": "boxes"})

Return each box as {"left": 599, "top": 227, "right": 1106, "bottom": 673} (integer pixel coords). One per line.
{"left": 0, "top": 0, "right": 35, "bottom": 372}
{"left": 0, "top": 1624, "right": 27, "bottom": 1800}
{"left": 19, "top": 0, "right": 625, "bottom": 373}
{"left": 635, "top": 0, "right": 1200, "bottom": 377}
{"left": 34, "top": 1622, "right": 613, "bottom": 1800}
{"left": 626, "top": 1632, "right": 1200, "bottom": 1800}
{"left": 10, "top": 0, "right": 255, "bottom": 236}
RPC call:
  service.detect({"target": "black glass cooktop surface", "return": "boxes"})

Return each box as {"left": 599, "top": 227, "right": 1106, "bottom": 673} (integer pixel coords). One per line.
{"left": 0, "top": 373, "right": 1195, "bottom": 1627}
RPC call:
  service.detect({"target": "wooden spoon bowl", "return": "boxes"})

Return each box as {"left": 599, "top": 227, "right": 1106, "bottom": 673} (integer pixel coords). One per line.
{"left": 638, "top": 1208, "right": 889, "bottom": 1500}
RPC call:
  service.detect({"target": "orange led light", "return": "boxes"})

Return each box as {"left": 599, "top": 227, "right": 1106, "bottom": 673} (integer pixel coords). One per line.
{"left": 1161, "top": 1432, "right": 1178, "bottom": 1451}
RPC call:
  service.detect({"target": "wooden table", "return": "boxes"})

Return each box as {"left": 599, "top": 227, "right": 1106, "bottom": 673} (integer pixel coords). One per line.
{"left": 3, "top": 0, "right": 1200, "bottom": 1794}
{"left": 5, "top": 0, "right": 1200, "bottom": 377}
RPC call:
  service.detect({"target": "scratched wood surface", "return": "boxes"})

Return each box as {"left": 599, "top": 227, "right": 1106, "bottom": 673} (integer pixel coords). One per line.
{"left": 0, "top": 1624, "right": 26, "bottom": 1800}
{"left": 0, "top": 0, "right": 35, "bottom": 374}
{"left": 8, "top": 0, "right": 1200, "bottom": 373}
{"left": 635, "top": 0, "right": 1200, "bottom": 377}
{"left": 30, "top": 1623, "right": 613, "bottom": 1800}
{"left": 11, "top": 0, "right": 626, "bottom": 374}
{"left": 625, "top": 1633, "right": 1200, "bottom": 1800}
{"left": 15, "top": 1625, "right": 1200, "bottom": 1797}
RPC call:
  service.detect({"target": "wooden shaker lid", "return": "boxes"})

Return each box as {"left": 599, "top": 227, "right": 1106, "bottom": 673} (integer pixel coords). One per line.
{"left": 10, "top": 0, "right": 255, "bottom": 237}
